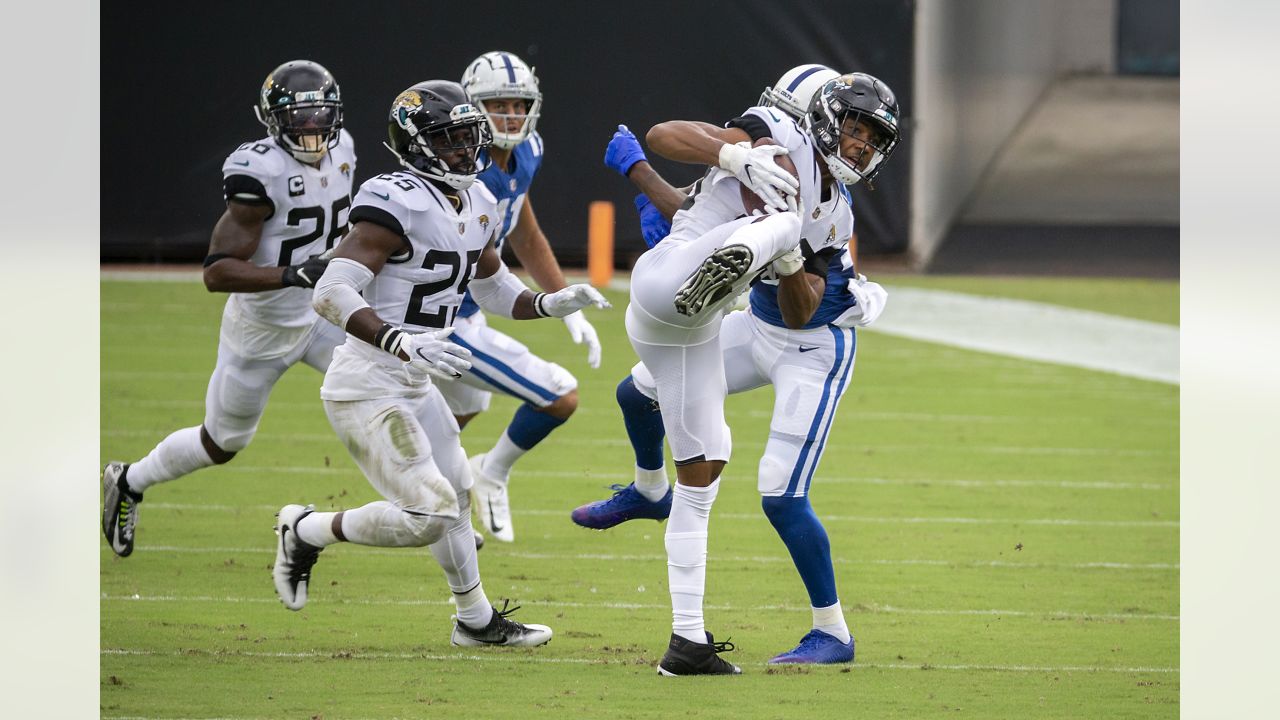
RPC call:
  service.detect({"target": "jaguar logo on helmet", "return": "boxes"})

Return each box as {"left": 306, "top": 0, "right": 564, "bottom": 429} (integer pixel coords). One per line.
{"left": 393, "top": 90, "right": 424, "bottom": 128}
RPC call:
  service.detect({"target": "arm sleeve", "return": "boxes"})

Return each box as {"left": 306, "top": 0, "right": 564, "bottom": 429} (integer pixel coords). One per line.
{"left": 222, "top": 174, "right": 272, "bottom": 205}
{"left": 725, "top": 114, "right": 772, "bottom": 142}
{"left": 312, "top": 257, "right": 375, "bottom": 329}
{"left": 467, "top": 261, "right": 530, "bottom": 319}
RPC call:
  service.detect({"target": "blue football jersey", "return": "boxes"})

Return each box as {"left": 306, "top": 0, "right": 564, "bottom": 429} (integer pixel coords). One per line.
{"left": 749, "top": 183, "right": 860, "bottom": 330}
{"left": 458, "top": 133, "right": 544, "bottom": 319}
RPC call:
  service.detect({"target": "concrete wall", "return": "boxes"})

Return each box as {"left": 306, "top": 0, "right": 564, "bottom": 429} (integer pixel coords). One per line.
{"left": 910, "top": 0, "right": 1115, "bottom": 265}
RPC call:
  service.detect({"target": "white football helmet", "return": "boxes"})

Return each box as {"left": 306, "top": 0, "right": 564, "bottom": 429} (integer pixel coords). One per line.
{"left": 759, "top": 64, "right": 840, "bottom": 120}
{"left": 461, "top": 51, "right": 543, "bottom": 150}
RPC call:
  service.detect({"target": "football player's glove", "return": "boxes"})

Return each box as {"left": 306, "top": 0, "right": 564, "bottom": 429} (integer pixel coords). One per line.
{"left": 402, "top": 328, "right": 473, "bottom": 381}
{"left": 605, "top": 125, "right": 648, "bottom": 177}
{"left": 536, "top": 285, "right": 611, "bottom": 318}
{"left": 282, "top": 254, "right": 331, "bottom": 288}
{"left": 718, "top": 141, "right": 798, "bottom": 214}
{"left": 562, "top": 311, "right": 602, "bottom": 369}
{"left": 635, "top": 193, "right": 672, "bottom": 248}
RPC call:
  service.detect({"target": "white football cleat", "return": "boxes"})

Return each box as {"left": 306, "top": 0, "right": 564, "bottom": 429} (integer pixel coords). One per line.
{"left": 470, "top": 454, "right": 514, "bottom": 542}
{"left": 451, "top": 601, "right": 552, "bottom": 647}
{"left": 273, "top": 504, "right": 323, "bottom": 611}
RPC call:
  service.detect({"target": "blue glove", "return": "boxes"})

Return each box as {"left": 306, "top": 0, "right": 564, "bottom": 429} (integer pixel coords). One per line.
{"left": 634, "top": 193, "right": 672, "bottom": 248}
{"left": 605, "top": 124, "right": 648, "bottom": 177}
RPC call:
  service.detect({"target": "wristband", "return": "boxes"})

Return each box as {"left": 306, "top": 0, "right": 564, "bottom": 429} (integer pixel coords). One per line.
{"left": 375, "top": 323, "right": 405, "bottom": 357}
{"left": 533, "top": 292, "right": 551, "bottom": 318}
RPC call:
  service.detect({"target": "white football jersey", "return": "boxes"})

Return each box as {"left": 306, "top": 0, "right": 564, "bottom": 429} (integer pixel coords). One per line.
{"left": 220, "top": 129, "right": 357, "bottom": 329}
{"left": 321, "top": 171, "right": 500, "bottom": 401}
{"left": 665, "top": 106, "right": 825, "bottom": 248}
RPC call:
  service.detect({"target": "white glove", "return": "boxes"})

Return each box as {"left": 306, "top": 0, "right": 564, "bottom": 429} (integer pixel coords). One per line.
{"left": 832, "top": 274, "right": 888, "bottom": 328}
{"left": 538, "top": 284, "right": 612, "bottom": 317}
{"left": 719, "top": 141, "right": 799, "bottom": 213}
{"left": 562, "top": 310, "right": 602, "bottom": 369}
{"left": 402, "top": 328, "right": 473, "bottom": 381}
{"left": 770, "top": 247, "right": 805, "bottom": 277}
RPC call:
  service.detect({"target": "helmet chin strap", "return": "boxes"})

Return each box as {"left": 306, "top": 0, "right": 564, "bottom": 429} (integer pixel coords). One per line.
{"left": 382, "top": 141, "right": 478, "bottom": 190}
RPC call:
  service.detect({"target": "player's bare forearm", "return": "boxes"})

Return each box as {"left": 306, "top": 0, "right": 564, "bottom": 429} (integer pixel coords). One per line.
{"left": 343, "top": 307, "right": 407, "bottom": 358}
{"left": 626, "top": 162, "right": 690, "bottom": 219}
{"left": 202, "top": 202, "right": 283, "bottom": 293}
{"left": 777, "top": 271, "right": 826, "bottom": 329}
{"left": 506, "top": 201, "right": 567, "bottom": 291}
{"left": 510, "top": 292, "right": 545, "bottom": 320}
{"left": 647, "top": 121, "right": 750, "bottom": 166}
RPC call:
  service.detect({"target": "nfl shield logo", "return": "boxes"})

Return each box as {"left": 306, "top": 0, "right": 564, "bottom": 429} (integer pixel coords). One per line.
{"left": 509, "top": 178, "right": 517, "bottom": 191}
{"left": 458, "top": 222, "right": 466, "bottom": 234}
{"left": 320, "top": 177, "right": 328, "bottom": 188}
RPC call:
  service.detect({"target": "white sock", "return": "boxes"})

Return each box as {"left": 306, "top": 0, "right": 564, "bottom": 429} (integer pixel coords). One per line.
{"left": 813, "top": 601, "right": 851, "bottom": 644}
{"left": 481, "top": 432, "right": 524, "bottom": 483}
{"left": 634, "top": 465, "right": 671, "bottom": 502}
{"left": 430, "top": 511, "right": 491, "bottom": 628}
{"left": 666, "top": 480, "right": 720, "bottom": 644}
{"left": 333, "top": 500, "right": 445, "bottom": 547}
{"left": 126, "top": 426, "right": 215, "bottom": 493}
{"left": 295, "top": 511, "right": 340, "bottom": 548}
{"left": 453, "top": 582, "right": 493, "bottom": 628}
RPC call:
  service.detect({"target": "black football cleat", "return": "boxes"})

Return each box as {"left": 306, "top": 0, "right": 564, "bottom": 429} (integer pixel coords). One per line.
{"left": 657, "top": 631, "right": 742, "bottom": 676}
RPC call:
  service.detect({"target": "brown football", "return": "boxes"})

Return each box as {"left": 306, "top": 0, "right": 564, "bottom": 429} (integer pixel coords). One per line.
{"left": 739, "top": 137, "right": 799, "bottom": 215}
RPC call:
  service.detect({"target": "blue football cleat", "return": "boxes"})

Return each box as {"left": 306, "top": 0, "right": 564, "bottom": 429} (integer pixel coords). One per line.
{"left": 767, "top": 629, "right": 855, "bottom": 664}
{"left": 571, "top": 483, "right": 672, "bottom": 529}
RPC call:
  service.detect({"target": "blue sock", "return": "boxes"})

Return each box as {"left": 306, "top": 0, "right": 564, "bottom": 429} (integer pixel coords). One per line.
{"left": 761, "top": 495, "right": 838, "bottom": 608}
{"left": 506, "top": 403, "right": 567, "bottom": 450}
{"left": 616, "top": 375, "right": 665, "bottom": 471}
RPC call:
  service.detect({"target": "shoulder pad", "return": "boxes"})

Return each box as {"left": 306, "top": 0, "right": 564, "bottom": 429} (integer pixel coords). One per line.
{"left": 470, "top": 181, "right": 499, "bottom": 208}
{"left": 223, "top": 138, "right": 287, "bottom": 182}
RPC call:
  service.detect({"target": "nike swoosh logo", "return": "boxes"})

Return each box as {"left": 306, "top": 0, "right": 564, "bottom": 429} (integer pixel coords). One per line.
{"left": 233, "top": 160, "right": 250, "bottom": 166}
{"left": 798, "top": 346, "right": 819, "bottom": 353}
{"left": 488, "top": 498, "right": 504, "bottom": 533}
{"left": 372, "top": 191, "right": 390, "bottom": 201}
{"left": 414, "top": 348, "right": 432, "bottom": 363}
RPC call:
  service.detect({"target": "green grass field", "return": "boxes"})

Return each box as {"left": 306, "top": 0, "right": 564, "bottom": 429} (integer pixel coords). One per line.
{"left": 101, "top": 276, "right": 1179, "bottom": 719}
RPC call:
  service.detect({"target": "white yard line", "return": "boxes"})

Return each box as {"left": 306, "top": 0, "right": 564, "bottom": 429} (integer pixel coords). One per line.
{"left": 98, "top": 594, "right": 1177, "bottom": 621}
{"left": 871, "top": 287, "right": 1179, "bottom": 385}
{"left": 99, "top": 648, "right": 1179, "bottom": 675}
{"left": 139, "top": 501, "right": 1177, "bottom": 528}
{"left": 119, "top": 544, "right": 1178, "bottom": 571}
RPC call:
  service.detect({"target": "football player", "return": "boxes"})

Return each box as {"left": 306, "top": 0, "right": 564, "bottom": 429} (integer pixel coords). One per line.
{"left": 271, "top": 80, "right": 608, "bottom": 647}
{"left": 101, "top": 60, "right": 356, "bottom": 558}
{"left": 582, "top": 72, "right": 900, "bottom": 675}
{"left": 432, "top": 51, "right": 602, "bottom": 544}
